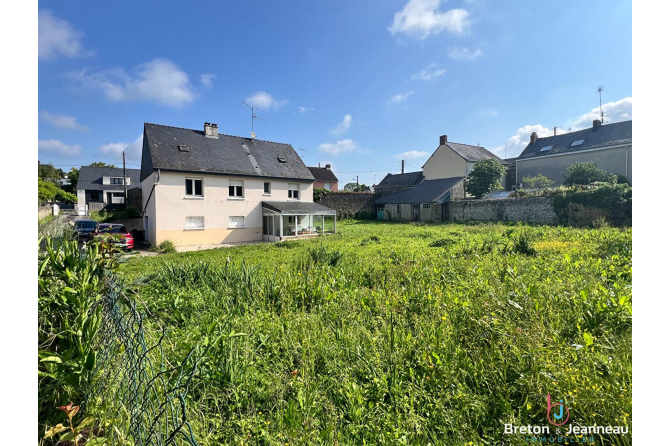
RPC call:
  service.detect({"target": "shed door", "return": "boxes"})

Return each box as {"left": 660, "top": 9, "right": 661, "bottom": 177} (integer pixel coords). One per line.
{"left": 377, "top": 205, "right": 385, "bottom": 220}
{"left": 412, "top": 205, "right": 420, "bottom": 221}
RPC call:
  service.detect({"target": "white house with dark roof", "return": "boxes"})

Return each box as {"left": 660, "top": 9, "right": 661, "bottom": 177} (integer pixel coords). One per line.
{"left": 515, "top": 120, "right": 632, "bottom": 186}
{"left": 374, "top": 134, "right": 502, "bottom": 221}
{"left": 76, "top": 166, "right": 141, "bottom": 212}
{"left": 140, "top": 122, "right": 336, "bottom": 247}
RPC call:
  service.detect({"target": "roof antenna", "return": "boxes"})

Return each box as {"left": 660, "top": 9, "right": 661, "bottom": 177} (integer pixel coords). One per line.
{"left": 299, "top": 148, "right": 306, "bottom": 159}
{"left": 243, "top": 102, "right": 265, "bottom": 139}
{"left": 597, "top": 85, "right": 605, "bottom": 124}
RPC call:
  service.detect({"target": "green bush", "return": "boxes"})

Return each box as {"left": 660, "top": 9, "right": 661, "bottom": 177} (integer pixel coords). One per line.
{"left": 90, "top": 206, "right": 141, "bottom": 223}
{"left": 521, "top": 174, "right": 554, "bottom": 192}
{"left": 465, "top": 159, "right": 507, "bottom": 198}
{"left": 38, "top": 178, "right": 77, "bottom": 203}
{"left": 313, "top": 188, "right": 331, "bottom": 202}
{"left": 563, "top": 160, "right": 609, "bottom": 185}
{"left": 149, "top": 240, "right": 177, "bottom": 254}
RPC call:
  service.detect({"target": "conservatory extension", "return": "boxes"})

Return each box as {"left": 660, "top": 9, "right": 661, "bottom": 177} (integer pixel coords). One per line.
{"left": 261, "top": 201, "right": 337, "bottom": 242}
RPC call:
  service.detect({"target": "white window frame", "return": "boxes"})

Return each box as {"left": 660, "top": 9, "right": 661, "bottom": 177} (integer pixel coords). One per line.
{"left": 288, "top": 183, "right": 300, "bottom": 200}
{"left": 422, "top": 203, "right": 431, "bottom": 209}
{"left": 229, "top": 216, "right": 245, "bottom": 228}
{"left": 263, "top": 182, "right": 272, "bottom": 195}
{"left": 229, "top": 179, "right": 244, "bottom": 198}
{"left": 323, "top": 182, "right": 331, "bottom": 191}
{"left": 185, "top": 178, "right": 204, "bottom": 198}
{"left": 109, "top": 177, "right": 124, "bottom": 185}
{"left": 185, "top": 216, "right": 205, "bottom": 230}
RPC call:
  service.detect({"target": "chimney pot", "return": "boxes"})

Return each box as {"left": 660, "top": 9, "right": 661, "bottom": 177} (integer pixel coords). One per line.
{"left": 325, "top": 164, "right": 331, "bottom": 169}
{"left": 439, "top": 135, "right": 448, "bottom": 145}
{"left": 530, "top": 132, "right": 538, "bottom": 144}
{"left": 593, "top": 119, "right": 602, "bottom": 130}
{"left": 204, "top": 122, "right": 219, "bottom": 138}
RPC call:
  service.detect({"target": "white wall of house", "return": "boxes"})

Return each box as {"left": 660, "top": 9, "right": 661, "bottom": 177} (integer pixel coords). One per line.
{"left": 422, "top": 145, "right": 468, "bottom": 180}
{"left": 145, "top": 171, "right": 314, "bottom": 247}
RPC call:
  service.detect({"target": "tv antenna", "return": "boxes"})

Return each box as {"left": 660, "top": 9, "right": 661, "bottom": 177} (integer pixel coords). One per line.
{"left": 597, "top": 86, "right": 605, "bottom": 124}
{"left": 298, "top": 148, "right": 306, "bottom": 159}
{"left": 243, "top": 102, "right": 265, "bottom": 139}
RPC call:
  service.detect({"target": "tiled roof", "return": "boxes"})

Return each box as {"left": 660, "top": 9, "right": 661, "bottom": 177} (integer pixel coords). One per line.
{"left": 446, "top": 142, "right": 506, "bottom": 163}
{"left": 518, "top": 120, "right": 632, "bottom": 160}
{"left": 142, "top": 123, "right": 315, "bottom": 181}
{"left": 374, "top": 177, "right": 465, "bottom": 204}
{"left": 376, "top": 171, "right": 424, "bottom": 190}
{"left": 76, "top": 166, "right": 141, "bottom": 192}
{"left": 307, "top": 166, "right": 339, "bottom": 182}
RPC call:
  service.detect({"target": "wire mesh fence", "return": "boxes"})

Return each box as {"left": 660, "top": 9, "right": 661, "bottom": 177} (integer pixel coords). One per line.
{"left": 83, "top": 274, "right": 199, "bottom": 446}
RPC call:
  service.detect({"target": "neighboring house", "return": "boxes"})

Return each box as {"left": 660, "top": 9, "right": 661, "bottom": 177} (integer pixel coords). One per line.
{"left": 515, "top": 120, "right": 632, "bottom": 186}
{"left": 76, "top": 166, "right": 141, "bottom": 211}
{"left": 374, "top": 134, "right": 502, "bottom": 221}
{"left": 307, "top": 165, "right": 339, "bottom": 191}
{"left": 141, "top": 122, "right": 336, "bottom": 247}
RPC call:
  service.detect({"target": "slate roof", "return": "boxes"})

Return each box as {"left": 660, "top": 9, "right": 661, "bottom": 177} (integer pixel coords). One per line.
{"left": 518, "top": 120, "right": 632, "bottom": 160}
{"left": 376, "top": 171, "right": 424, "bottom": 190}
{"left": 76, "top": 166, "right": 141, "bottom": 192}
{"left": 307, "top": 166, "right": 339, "bottom": 182}
{"left": 374, "top": 177, "right": 465, "bottom": 205}
{"left": 142, "top": 123, "right": 315, "bottom": 182}
{"left": 262, "top": 201, "right": 336, "bottom": 215}
{"left": 422, "top": 142, "right": 506, "bottom": 168}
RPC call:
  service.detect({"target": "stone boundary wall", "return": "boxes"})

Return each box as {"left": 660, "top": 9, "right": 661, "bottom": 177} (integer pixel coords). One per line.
{"left": 38, "top": 206, "right": 52, "bottom": 220}
{"left": 448, "top": 197, "right": 558, "bottom": 225}
{"left": 318, "top": 192, "right": 379, "bottom": 219}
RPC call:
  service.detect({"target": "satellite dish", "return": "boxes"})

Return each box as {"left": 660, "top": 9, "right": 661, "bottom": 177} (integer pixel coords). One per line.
{"left": 251, "top": 131, "right": 256, "bottom": 139}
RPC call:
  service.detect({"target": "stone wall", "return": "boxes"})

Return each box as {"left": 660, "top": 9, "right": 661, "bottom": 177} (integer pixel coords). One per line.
{"left": 38, "top": 205, "right": 52, "bottom": 220}
{"left": 448, "top": 197, "right": 558, "bottom": 225}
{"left": 318, "top": 192, "right": 378, "bottom": 219}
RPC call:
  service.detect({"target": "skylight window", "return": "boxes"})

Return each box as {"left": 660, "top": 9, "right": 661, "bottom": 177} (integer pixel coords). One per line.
{"left": 277, "top": 156, "right": 287, "bottom": 163}
{"left": 571, "top": 140, "right": 585, "bottom": 147}
{"left": 178, "top": 144, "right": 190, "bottom": 152}
{"left": 540, "top": 145, "right": 552, "bottom": 152}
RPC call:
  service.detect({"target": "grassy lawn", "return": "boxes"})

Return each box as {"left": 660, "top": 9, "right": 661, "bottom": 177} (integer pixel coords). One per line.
{"left": 118, "top": 220, "right": 632, "bottom": 445}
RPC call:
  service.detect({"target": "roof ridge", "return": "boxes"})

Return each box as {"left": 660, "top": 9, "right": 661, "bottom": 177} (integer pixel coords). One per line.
{"left": 447, "top": 141, "right": 488, "bottom": 149}
{"left": 144, "top": 122, "right": 292, "bottom": 146}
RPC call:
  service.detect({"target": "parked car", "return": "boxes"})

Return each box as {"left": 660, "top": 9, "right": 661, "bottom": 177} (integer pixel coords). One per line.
{"left": 95, "top": 223, "right": 134, "bottom": 251}
{"left": 74, "top": 219, "right": 98, "bottom": 241}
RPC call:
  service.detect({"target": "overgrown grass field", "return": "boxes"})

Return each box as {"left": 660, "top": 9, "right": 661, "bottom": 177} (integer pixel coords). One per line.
{"left": 119, "top": 221, "right": 632, "bottom": 445}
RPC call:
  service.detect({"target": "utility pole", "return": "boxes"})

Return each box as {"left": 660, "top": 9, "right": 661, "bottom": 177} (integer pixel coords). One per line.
{"left": 122, "top": 151, "right": 128, "bottom": 208}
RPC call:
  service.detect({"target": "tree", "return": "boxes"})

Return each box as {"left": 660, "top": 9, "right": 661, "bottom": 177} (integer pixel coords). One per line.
{"left": 522, "top": 174, "right": 554, "bottom": 192}
{"left": 563, "top": 161, "right": 609, "bottom": 185}
{"left": 89, "top": 162, "right": 117, "bottom": 168}
{"left": 343, "top": 183, "right": 369, "bottom": 192}
{"left": 465, "top": 159, "right": 507, "bottom": 198}
{"left": 38, "top": 178, "right": 77, "bottom": 203}
{"left": 38, "top": 162, "right": 65, "bottom": 182}
{"left": 61, "top": 167, "right": 80, "bottom": 194}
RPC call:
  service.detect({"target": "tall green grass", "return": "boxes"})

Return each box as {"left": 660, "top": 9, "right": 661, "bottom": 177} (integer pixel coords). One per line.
{"left": 120, "top": 221, "right": 632, "bottom": 445}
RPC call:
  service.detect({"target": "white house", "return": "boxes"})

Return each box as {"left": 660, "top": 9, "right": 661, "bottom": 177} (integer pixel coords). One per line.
{"left": 140, "top": 122, "right": 336, "bottom": 247}
{"left": 76, "top": 166, "right": 140, "bottom": 212}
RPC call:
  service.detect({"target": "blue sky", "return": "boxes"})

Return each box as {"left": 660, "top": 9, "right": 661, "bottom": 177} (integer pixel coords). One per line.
{"left": 38, "top": 0, "right": 632, "bottom": 185}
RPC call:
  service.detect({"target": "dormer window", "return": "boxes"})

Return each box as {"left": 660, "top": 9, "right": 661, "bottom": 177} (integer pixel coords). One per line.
{"left": 110, "top": 177, "right": 124, "bottom": 185}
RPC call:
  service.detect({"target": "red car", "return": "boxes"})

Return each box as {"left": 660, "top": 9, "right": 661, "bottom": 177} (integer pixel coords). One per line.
{"left": 95, "top": 223, "right": 134, "bottom": 251}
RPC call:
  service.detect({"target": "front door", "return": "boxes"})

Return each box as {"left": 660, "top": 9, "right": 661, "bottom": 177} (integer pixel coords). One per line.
{"left": 377, "top": 205, "right": 385, "bottom": 220}
{"left": 412, "top": 205, "right": 420, "bottom": 221}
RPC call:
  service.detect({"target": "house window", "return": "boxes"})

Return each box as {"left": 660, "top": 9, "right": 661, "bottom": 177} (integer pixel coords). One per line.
{"left": 229, "top": 180, "right": 244, "bottom": 198}
{"left": 229, "top": 216, "right": 245, "bottom": 228}
{"left": 185, "top": 178, "right": 203, "bottom": 197}
{"left": 110, "top": 177, "right": 124, "bottom": 185}
{"left": 264, "top": 182, "right": 271, "bottom": 194}
{"left": 323, "top": 182, "right": 331, "bottom": 191}
{"left": 185, "top": 216, "right": 204, "bottom": 229}
{"left": 89, "top": 191, "right": 100, "bottom": 201}
{"left": 288, "top": 183, "right": 300, "bottom": 199}
{"left": 422, "top": 203, "right": 431, "bottom": 209}
{"left": 396, "top": 204, "right": 401, "bottom": 213}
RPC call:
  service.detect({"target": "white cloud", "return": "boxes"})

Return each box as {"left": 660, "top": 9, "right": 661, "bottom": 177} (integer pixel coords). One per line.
{"left": 393, "top": 150, "right": 430, "bottom": 160}
{"left": 41, "top": 112, "right": 88, "bottom": 132}
{"left": 448, "top": 47, "right": 483, "bottom": 61}
{"left": 200, "top": 74, "right": 215, "bottom": 87}
{"left": 38, "top": 139, "right": 82, "bottom": 157}
{"left": 329, "top": 114, "right": 352, "bottom": 135}
{"left": 69, "top": 59, "right": 195, "bottom": 107}
{"left": 568, "top": 97, "right": 632, "bottom": 130}
{"left": 99, "top": 134, "right": 144, "bottom": 160}
{"left": 491, "top": 125, "right": 562, "bottom": 158}
{"left": 388, "top": 0, "right": 470, "bottom": 40}
{"left": 318, "top": 139, "right": 357, "bottom": 155}
{"left": 39, "top": 10, "right": 91, "bottom": 61}
{"left": 244, "top": 91, "right": 288, "bottom": 111}
{"left": 298, "top": 106, "right": 316, "bottom": 113}
{"left": 388, "top": 92, "right": 414, "bottom": 104}
{"left": 411, "top": 63, "right": 446, "bottom": 81}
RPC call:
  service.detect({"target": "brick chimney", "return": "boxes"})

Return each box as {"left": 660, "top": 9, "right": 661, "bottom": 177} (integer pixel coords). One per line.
{"left": 439, "top": 135, "right": 448, "bottom": 145}
{"left": 593, "top": 119, "right": 602, "bottom": 130}
{"left": 530, "top": 132, "right": 538, "bottom": 144}
{"left": 204, "top": 122, "right": 218, "bottom": 138}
